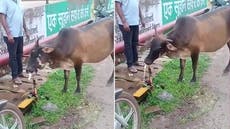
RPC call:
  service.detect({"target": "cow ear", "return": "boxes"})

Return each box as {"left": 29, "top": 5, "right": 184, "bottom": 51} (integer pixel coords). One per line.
{"left": 42, "top": 47, "right": 54, "bottom": 53}
{"left": 166, "top": 43, "right": 177, "bottom": 51}
{"left": 153, "top": 24, "right": 159, "bottom": 37}
{"left": 35, "top": 36, "right": 43, "bottom": 47}
{"left": 35, "top": 38, "right": 39, "bottom": 47}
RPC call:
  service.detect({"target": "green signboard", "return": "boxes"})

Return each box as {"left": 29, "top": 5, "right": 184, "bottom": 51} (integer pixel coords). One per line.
{"left": 162, "top": 0, "right": 207, "bottom": 24}
{"left": 45, "top": 0, "right": 93, "bottom": 36}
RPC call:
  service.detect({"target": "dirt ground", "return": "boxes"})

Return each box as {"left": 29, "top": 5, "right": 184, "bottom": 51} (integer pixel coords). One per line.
{"left": 149, "top": 45, "right": 230, "bottom": 129}
{"left": 0, "top": 70, "right": 49, "bottom": 107}
{"left": 45, "top": 57, "right": 114, "bottom": 129}
{"left": 115, "top": 48, "right": 169, "bottom": 96}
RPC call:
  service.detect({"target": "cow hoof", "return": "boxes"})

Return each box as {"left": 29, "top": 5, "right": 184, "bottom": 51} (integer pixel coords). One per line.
{"left": 75, "top": 89, "right": 81, "bottom": 93}
{"left": 177, "top": 78, "right": 183, "bottom": 82}
{"left": 62, "top": 89, "right": 67, "bottom": 93}
{"left": 222, "top": 72, "right": 229, "bottom": 76}
{"left": 223, "top": 69, "right": 230, "bottom": 76}
{"left": 190, "top": 79, "right": 197, "bottom": 84}
{"left": 106, "top": 81, "right": 113, "bottom": 87}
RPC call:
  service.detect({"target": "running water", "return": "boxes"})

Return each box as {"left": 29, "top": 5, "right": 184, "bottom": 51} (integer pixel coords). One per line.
{"left": 28, "top": 73, "right": 32, "bottom": 80}
{"left": 143, "top": 64, "right": 147, "bottom": 82}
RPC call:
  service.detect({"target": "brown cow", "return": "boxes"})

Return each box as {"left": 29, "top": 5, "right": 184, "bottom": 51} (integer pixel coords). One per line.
{"left": 145, "top": 6, "right": 230, "bottom": 82}
{"left": 26, "top": 17, "right": 114, "bottom": 93}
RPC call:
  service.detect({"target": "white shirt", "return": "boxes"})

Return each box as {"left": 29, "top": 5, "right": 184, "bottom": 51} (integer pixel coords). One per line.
{"left": 115, "top": 0, "right": 140, "bottom": 26}
{"left": 0, "top": 0, "right": 24, "bottom": 37}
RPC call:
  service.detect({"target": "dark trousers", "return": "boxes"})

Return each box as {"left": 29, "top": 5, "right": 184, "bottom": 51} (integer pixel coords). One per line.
{"left": 119, "top": 25, "right": 139, "bottom": 67}
{"left": 3, "top": 36, "right": 23, "bottom": 79}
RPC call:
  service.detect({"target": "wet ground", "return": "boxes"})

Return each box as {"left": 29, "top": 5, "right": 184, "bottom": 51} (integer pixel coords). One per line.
{"left": 115, "top": 48, "right": 170, "bottom": 96}
{"left": 0, "top": 69, "right": 49, "bottom": 106}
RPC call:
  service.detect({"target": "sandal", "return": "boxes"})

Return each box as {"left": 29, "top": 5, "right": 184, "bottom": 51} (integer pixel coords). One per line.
{"left": 13, "top": 77, "right": 22, "bottom": 85}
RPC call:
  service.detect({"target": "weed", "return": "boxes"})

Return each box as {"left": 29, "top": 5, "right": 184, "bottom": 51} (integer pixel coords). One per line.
{"left": 141, "top": 55, "right": 210, "bottom": 128}
{"left": 25, "top": 65, "right": 94, "bottom": 129}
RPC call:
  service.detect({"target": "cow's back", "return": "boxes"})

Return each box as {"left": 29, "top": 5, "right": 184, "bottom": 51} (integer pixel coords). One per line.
{"left": 195, "top": 6, "right": 230, "bottom": 52}
{"left": 72, "top": 18, "right": 114, "bottom": 63}
{"left": 168, "top": 6, "right": 230, "bottom": 52}
{"left": 168, "top": 16, "right": 198, "bottom": 48}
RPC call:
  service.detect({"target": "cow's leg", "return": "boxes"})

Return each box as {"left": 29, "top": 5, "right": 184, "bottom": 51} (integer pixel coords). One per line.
{"left": 223, "top": 42, "right": 230, "bottom": 74}
{"left": 178, "top": 58, "right": 186, "bottom": 82}
{"left": 62, "top": 70, "right": 70, "bottom": 93}
{"left": 191, "top": 53, "right": 199, "bottom": 82}
{"left": 74, "top": 64, "right": 82, "bottom": 93}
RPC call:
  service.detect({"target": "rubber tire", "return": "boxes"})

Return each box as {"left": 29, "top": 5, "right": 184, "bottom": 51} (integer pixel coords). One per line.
{"left": 116, "top": 91, "right": 141, "bottom": 129}
{"left": 0, "top": 102, "right": 25, "bottom": 129}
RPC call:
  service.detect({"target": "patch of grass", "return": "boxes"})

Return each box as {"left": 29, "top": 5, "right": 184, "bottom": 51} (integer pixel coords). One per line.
{"left": 141, "top": 55, "right": 210, "bottom": 129}
{"left": 25, "top": 65, "right": 94, "bottom": 129}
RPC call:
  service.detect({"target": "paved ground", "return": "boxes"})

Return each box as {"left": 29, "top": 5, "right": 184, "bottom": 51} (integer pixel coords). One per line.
{"left": 84, "top": 57, "right": 114, "bottom": 129}
{"left": 181, "top": 46, "right": 230, "bottom": 129}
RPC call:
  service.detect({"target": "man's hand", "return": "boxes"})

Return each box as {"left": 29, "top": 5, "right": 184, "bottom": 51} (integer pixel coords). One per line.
{"left": 7, "top": 34, "right": 14, "bottom": 43}
{"left": 123, "top": 22, "right": 130, "bottom": 32}
{"left": 0, "top": 14, "right": 14, "bottom": 43}
{"left": 115, "top": 2, "right": 130, "bottom": 32}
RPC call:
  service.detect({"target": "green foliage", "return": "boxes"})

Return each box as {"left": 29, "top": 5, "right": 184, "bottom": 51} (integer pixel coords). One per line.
{"left": 141, "top": 55, "right": 210, "bottom": 128}
{"left": 25, "top": 65, "right": 94, "bottom": 128}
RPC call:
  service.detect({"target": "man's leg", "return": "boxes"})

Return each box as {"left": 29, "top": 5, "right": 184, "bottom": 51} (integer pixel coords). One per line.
{"left": 131, "top": 25, "right": 139, "bottom": 64}
{"left": 16, "top": 37, "right": 23, "bottom": 75}
{"left": 3, "top": 37, "right": 19, "bottom": 79}
{"left": 119, "top": 25, "right": 134, "bottom": 68}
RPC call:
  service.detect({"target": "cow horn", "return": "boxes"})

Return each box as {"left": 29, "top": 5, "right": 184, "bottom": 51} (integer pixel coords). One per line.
{"left": 35, "top": 36, "right": 43, "bottom": 47}
{"left": 165, "top": 38, "right": 173, "bottom": 43}
{"left": 35, "top": 36, "right": 40, "bottom": 47}
{"left": 153, "top": 24, "right": 161, "bottom": 37}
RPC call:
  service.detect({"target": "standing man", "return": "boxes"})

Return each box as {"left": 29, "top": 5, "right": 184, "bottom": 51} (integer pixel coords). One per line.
{"left": 0, "top": 0, "right": 29, "bottom": 84}
{"left": 115, "top": 0, "right": 145, "bottom": 73}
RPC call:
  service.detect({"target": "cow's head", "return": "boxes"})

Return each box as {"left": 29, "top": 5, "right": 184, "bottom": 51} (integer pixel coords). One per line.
{"left": 144, "top": 27, "right": 177, "bottom": 65}
{"left": 26, "top": 38, "right": 55, "bottom": 74}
